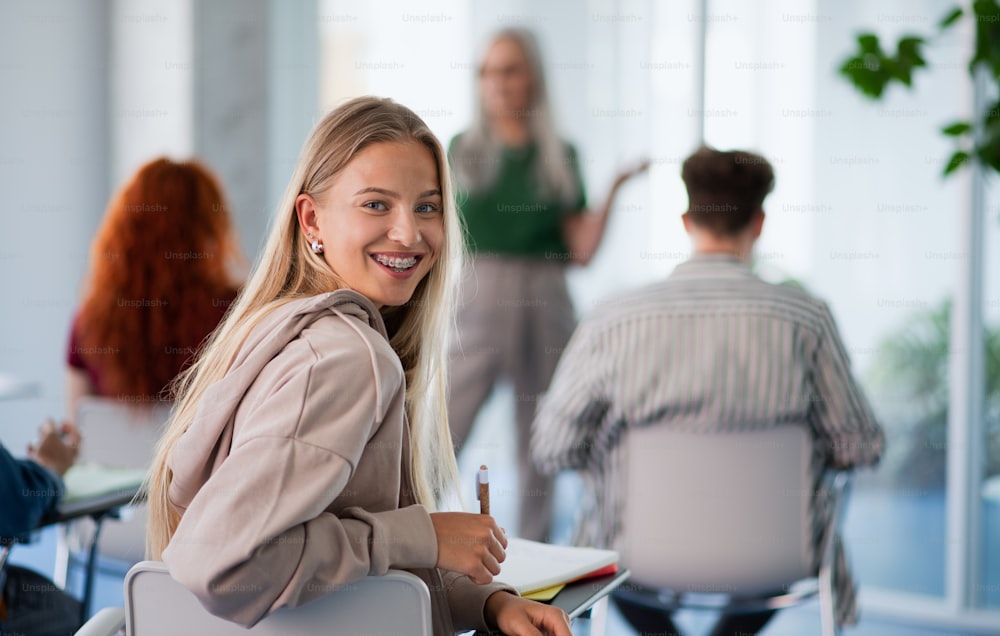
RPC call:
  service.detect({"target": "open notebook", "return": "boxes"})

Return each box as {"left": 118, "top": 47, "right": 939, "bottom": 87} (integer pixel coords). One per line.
{"left": 496, "top": 537, "right": 619, "bottom": 595}
{"left": 61, "top": 462, "right": 147, "bottom": 504}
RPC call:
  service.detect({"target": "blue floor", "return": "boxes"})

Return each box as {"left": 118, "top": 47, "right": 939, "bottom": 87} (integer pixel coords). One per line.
{"left": 9, "top": 494, "right": 997, "bottom": 634}
{"left": 9, "top": 529, "right": 991, "bottom": 636}
{"left": 9, "top": 384, "right": 1000, "bottom": 634}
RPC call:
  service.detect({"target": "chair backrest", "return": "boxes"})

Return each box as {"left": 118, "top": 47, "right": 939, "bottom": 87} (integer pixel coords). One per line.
{"left": 621, "top": 424, "right": 813, "bottom": 595}
{"left": 123, "top": 561, "right": 433, "bottom": 635}
{"left": 76, "top": 397, "right": 172, "bottom": 468}
{"left": 67, "top": 397, "right": 172, "bottom": 563}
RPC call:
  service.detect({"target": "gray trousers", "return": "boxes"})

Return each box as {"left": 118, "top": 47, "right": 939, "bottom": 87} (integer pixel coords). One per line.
{"left": 448, "top": 256, "right": 576, "bottom": 541}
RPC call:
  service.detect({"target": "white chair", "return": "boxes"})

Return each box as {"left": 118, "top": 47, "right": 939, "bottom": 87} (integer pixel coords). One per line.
{"left": 74, "top": 561, "right": 432, "bottom": 636}
{"left": 55, "top": 398, "right": 171, "bottom": 613}
{"left": 616, "top": 424, "right": 848, "bottom": 636}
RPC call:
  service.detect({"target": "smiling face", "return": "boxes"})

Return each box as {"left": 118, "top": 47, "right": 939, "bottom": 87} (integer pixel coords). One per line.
{"left": 295, "top": 140, "right": 444, "bottom": 308}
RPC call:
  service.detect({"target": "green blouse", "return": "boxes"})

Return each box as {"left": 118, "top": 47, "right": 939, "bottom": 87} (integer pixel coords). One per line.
{"left": 450, "top": 136, "right": 587, "bottom": 258}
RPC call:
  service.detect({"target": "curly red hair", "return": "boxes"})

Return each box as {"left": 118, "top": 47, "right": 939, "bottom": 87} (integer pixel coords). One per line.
{"left": 75, "top": 157, "right": 244, "bottom": 400}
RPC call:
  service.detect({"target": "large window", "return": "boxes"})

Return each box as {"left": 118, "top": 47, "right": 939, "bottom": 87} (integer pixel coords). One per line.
{"left": 982, "top": 154, "right": 1000, "bottom": 609}
{"left": 320, "top": 0, "right": 1000, "bottom": 624}
{"left": 698, "top": 0, "right": 999, "bottom": 623}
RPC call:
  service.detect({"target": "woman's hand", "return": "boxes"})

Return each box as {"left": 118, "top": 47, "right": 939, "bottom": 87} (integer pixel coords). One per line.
{"left": 430, "top": 512, "right": 507, "bottom": 584}
{"left": 612, "top": 158, "right": 650, "bottom": 190}
{"left": 485, "top": 591, "right": 572, "bottom": 636}
{"left": 564, "top": 157, "right": 651, "bottom": 266}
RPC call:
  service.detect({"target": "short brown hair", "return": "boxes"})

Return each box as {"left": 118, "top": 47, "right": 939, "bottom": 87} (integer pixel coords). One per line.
{"left": 681, "top": 146, "right": 775, "bottom": 235}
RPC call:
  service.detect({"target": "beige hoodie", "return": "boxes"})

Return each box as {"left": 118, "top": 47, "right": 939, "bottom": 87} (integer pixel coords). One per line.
{"left": 163, "top": 290, "right": 513, "bottom": 633}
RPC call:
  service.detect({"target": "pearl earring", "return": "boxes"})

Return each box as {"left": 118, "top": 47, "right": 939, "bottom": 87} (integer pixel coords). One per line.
{"left": 310, "top": 238, "right": 324, "bottom": 254}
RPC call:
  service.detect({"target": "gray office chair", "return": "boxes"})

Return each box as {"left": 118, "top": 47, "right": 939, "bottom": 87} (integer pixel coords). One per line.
{"left": 615, "top": 424, "right": 849, "bottom": 636}
{"left": 56, "top": 398, "right": 171, "bottom": 602}
{"left": 75, "top": 561, "right": 432, "bottom": 635}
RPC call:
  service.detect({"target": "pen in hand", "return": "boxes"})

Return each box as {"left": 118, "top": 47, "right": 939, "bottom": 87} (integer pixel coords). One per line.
{"left": 477, "top": 464, "right": 490, "bottom": 515}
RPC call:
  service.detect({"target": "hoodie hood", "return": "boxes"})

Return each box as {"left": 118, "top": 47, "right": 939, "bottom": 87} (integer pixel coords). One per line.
{"left": 167, "top": 289, "right": 387, "bottom": 512}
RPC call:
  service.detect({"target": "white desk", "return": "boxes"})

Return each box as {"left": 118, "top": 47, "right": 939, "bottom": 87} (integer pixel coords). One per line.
{"left": 0, "top": 374, "right": 40, "bottom": 400}
{"left": 42, "top": 466, "right": 146, "bottom": 626}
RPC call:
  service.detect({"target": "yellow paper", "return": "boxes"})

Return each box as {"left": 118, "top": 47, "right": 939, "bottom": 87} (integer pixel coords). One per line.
{"left": 523, "top": 584, "right": 565, "bottom": 601}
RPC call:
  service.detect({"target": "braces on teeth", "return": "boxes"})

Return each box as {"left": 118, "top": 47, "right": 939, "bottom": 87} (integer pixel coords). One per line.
{"left": 375, "top": 255, "right": 417, "bottom": 270}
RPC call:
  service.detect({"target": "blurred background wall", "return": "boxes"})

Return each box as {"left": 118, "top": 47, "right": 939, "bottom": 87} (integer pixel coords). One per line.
{"left": 0, "top": 0, "right": 997, "bottom": 629}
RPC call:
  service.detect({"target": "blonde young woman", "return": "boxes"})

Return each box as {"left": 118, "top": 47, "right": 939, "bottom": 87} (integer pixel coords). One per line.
{"left": 146, "top": 97, "right": 571, "bottom": 636}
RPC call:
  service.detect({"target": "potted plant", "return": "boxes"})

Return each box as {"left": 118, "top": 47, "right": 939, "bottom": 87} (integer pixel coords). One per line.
{"left": 865, "top": 300, "right": 1000, "bottom": 491}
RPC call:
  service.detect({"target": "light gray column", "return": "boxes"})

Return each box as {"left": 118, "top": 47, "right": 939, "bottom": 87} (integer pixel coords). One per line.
{"left": 268, "top": 0, "right": 320, "bottom": 215}
{"left": 193, "top": 0, "right": 270, "bottom": 258}
{"left": 193, "top": 0, "right": 318, "bottom": 261}
{"left": 110, "top": 0, "right": 194, "bottom": 187}
{"left": 0, "top": 0, "right": 110, "bottom": 443}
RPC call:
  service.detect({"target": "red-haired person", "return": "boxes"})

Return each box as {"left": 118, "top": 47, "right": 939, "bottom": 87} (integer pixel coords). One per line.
{"left": 66, "top": 158, "right": 245, "bottom": 415}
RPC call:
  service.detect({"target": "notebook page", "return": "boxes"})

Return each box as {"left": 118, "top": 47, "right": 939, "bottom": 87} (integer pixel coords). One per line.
{"left": 496, "top": 537, "right": 618, "bottom": 594}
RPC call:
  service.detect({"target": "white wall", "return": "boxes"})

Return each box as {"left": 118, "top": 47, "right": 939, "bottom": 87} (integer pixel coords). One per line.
{"left": 318, "top": 0, "right": 673, "bottom": 314}
{"left": 811, "top": 0, "right": 966, "bottom": 374}
{"left": 0, "top": 0, "right": 110, "bottom": 449}
{"left": 0, "top": 0, "right": 318, "bottom": 452}
{"left": 110, "top": 0, "right": 193, "bottom": 187}
{"left": 0, "top": 0, "right": 973, "bottom": 468}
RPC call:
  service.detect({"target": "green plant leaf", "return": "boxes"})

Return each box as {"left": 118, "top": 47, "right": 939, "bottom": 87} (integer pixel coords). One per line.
{"left": 867, "top": 298, "right": 1000, "bottom": 487}
{"left": 986, "top": 98, "right": 1000, "bottom": 125}
{"left": 975, "top": 136, "right": 1000, "bottom": 172}
{"left": 857, "top": 33, "right": 882, "bottom": 54}
{"left": 939, "top": 6, "right": 963, "bottom": 28}
{"left": 891, "top": 37, "right": 928, "bottom": 86}
{"left": 897, "top": 36, "right": 926, "bottom": 64}
{"left": 972, "top": 0, "right": 1000, "bottom": 77}
{"left": 943, "top": 150, "right": 970, "bottom": 175}
{"left": 942, "top": 122, "right": 972, "bottom": 136}
{"left": 974, "top": 0, "right": 1000, "bottom": 18}
{"left": 839, "top": 54, "right": 890, "bottom": 98}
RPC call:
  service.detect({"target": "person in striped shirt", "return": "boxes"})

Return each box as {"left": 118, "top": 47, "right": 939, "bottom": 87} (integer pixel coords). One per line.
{"left": 532, "top": 146, "right": 885, "bottom": 636}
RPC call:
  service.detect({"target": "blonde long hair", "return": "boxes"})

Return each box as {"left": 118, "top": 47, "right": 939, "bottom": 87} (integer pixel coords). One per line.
{"left": 146, "top": 96, "right": 464, "bottom": 559}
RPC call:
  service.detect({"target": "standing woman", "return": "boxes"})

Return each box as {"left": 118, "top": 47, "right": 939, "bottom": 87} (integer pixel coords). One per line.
{"left": 146, "top": 97, "right": 571, "bottom": 636}
{"left": 67, "top": 158, "right": 244, "bottom": 415}
{"left": 448, "top": 28, "right": 647, "bottom": 541}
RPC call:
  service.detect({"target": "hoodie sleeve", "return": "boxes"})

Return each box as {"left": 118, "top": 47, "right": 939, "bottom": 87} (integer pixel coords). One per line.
{"left": 163, "top": 333, "right": 438, "bottom": 628}
{"left": 442, "top": 570, "right": 518, "bottom": 631}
